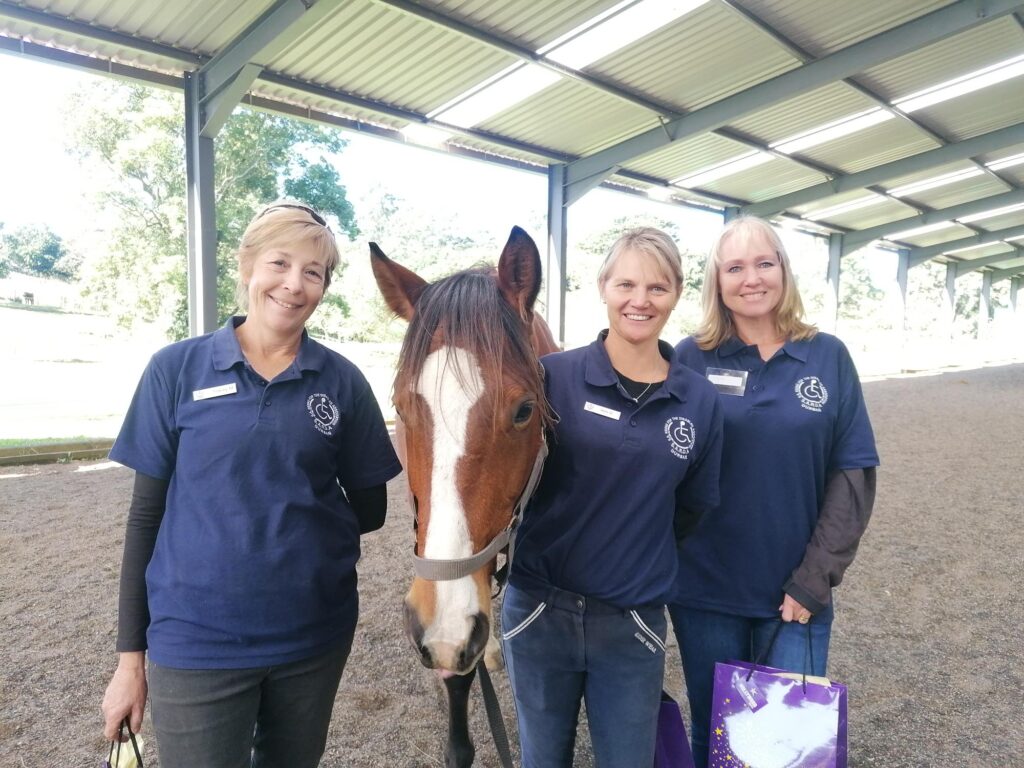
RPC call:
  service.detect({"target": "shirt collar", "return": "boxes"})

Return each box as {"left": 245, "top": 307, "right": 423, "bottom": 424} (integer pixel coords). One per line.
{"left": 211, "top": 316, "right": 325, "bottom": 373}
{"left": 583, "top": 330, "right": 689, "bottom": 402}
{"left": 718, "top": 334, "right": 811, "bottom": 362}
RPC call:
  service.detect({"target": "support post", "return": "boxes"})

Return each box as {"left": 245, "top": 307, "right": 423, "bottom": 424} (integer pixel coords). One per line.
{"left": 825, "top": 233, "right": 842, "bottom": 333}
{"left": 979, "top": 270, "right": 993, "bottom": 338}
{"left": 723, "top": 206, "right": 740, "bottom": 223}
{"left": 1011, "top": 277, "right": 1021, "bottom": 314}
{"left": 943, "top": 262, "right": 957, "bottom": 338}
{"left": 546, "top": 164, "right": 568, "bottom": 347}
{"left": 184, "top": 72, "right": 219, "bottom": 336}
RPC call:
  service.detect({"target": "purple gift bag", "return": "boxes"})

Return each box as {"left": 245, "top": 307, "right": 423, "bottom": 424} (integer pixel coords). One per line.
{"left": 707, "top": 661, "right": 848, "bottom": 768}
{"left": 654, "top": 690, "right": 696, "bottom": 768}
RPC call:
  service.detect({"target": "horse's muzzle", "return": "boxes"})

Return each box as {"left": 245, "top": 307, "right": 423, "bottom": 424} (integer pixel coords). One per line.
{"left": 404, "top": 601, "right": 490, "bottom": 675}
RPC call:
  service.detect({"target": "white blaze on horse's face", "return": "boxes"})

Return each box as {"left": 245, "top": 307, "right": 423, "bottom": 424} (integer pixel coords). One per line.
{"left": 415, "top": 346, "right": 486, "bottom": 664}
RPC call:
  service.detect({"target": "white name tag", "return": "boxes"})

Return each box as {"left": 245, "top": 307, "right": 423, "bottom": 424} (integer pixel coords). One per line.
{"left": 584, "top": 401, "right": 620, "bottom": 420}
{"left": 706, "top": 367, "right": 747, "bottom": 396}
{"left": 193, "top": 383, "right": 238, "bottom": 401}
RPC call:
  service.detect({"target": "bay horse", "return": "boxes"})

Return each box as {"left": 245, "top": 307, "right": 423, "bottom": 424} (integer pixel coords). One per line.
{"left": 370, "top": 226, "right": 558, "bottom": 767}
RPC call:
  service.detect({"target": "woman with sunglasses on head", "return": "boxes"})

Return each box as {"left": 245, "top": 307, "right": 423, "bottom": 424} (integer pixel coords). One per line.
{"left": 668, "top": 216, "right": 879, "bottom": 768}
{"left": 100, "top": 201, "right": 402, "bottom": 768}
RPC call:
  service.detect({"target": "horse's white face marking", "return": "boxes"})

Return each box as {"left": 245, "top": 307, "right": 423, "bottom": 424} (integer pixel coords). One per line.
{"left": 416, "top": 346, "right": 485, "bottom": 646}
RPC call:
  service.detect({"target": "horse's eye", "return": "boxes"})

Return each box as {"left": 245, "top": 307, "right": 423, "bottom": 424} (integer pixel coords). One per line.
{"left": 513, "top": 400, "right": 535, "bottom": 426}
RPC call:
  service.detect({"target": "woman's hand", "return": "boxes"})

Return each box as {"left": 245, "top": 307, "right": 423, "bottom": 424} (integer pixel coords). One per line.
{"left": 779, "top": 593, "right": 813, "bottom": 624}
{"left": 101, "top": 651, "right": 147, "bottom": 741}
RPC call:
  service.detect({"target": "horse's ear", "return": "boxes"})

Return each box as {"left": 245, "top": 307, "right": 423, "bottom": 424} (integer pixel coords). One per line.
{"left": 497, "top": 226, "right": 542, "bottom": 320}
{"left": 370, "top": 242, "right": 428, "bottom": 321}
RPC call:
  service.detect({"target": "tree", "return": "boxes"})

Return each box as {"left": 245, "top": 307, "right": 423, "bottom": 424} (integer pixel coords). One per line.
{"left": 0, "top": 224, "right": 80, "bottom": 280}
{"left": 67, "top": 81, "right": 359, "bottom": 339}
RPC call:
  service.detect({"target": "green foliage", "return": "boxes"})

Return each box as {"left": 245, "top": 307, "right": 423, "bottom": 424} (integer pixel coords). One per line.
{"left": 335, "top": 187, "right": 516, "bottom": 343}
{"left": 0, "top": 224, "right": 80, "bottom": 280}
{"left": 67, "top": 81, "right": 358, "bottom": 339}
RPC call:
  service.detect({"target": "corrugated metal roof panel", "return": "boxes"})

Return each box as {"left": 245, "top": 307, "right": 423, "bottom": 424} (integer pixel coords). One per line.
{"left": 911, "top": 79, "right": 1024, "bottom": 141}
{"left": 907, "top": 176, "right": 1009, "bottom": 212}
{"left": 895, "top": 222, "right": 975, "bottom": 248}
{"left": 798, "top": 119, "right": 937, "bottom": 174}
{"left": 727, "top": 82, "right": 877, "bottom": 146}
{"left": 735, "top": 0, "right": 950, "bottom": 58}
{"left": 970, "top": 210, "right": 1024, "bottom": 232}
{"left": 793, "top": 189, "right": 887, "bottom": 218}
{"left": 591, "top": 1, "right": 798, "bottom": 113}
{"left": 941, "top": 243, "right": 1024, "bottom": 261}
{"left": 882, "top": 160, "right": 982, "bottom": 191}
{"left": 855, "top": 16, "right": 1024, "bottom": 101}
{"left": 976, "top": 142, "right": 1024, "bottom": 166}
{"left": 478, "top": 78, "right": 651, "bottom": 157}
{"left": 702, "top": 159, "right": 822, "bottom": 201}
{"left": 629, "top": 133, "right": 751, "bottom": 181}
{"left": 814, "top": 199, "right": 917, "bottom": 231}
{"left": 430, "top": 0, "right": 629, "bottom": 51}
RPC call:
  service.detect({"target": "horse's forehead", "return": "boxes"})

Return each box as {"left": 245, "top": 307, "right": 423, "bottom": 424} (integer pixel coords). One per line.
{"left": 413, "top": 346, "right": 486, "bottom": 440}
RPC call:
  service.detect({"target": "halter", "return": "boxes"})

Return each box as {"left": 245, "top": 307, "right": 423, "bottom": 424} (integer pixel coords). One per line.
{"left": 411, "top": 434, "right": 548, "bottom": 582}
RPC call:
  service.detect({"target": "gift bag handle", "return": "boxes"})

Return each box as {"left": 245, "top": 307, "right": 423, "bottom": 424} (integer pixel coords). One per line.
{"left": 747, "top": 619, "right": 814, "bottom": 692}
{"left": 105, "top": 717, "right": 144, "bottom": 768}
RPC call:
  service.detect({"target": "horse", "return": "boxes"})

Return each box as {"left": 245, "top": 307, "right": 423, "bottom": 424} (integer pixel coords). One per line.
{"left": 370, "top": 226, "right": 558, "bottom": 767}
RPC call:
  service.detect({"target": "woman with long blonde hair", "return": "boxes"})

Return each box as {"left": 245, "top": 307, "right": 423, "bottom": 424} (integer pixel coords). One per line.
{"left": 669, "top": 216, "right": 879, "bottom": 767}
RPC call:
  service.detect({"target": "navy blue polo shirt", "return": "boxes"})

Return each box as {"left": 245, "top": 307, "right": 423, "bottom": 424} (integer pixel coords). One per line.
{"left": 110, "top": 317, "right": 401, "bottom": 668}
{"left": 509, "top": 334, "right": 723, "bottom": 609}
{"left": 673, "top": 332, "right": 878, "bottom": 617}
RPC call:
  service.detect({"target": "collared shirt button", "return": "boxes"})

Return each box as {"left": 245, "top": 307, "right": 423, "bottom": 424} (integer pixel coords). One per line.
{"left": 575, "top": 599, "right": 584, "bottom": 609}
{"left": 630, "top": 418, "right": 637, "bottom": 426}
{"left": 752, "top": 385, "right": 763, "bottom": 392}
{"left": 265, "top": 400, "right": 271, "bottom": 406}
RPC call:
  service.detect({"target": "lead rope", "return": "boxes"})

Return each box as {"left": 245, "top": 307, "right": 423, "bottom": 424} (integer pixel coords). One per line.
{"left": 477, "top": 662, "right": 515, "bottom": 768}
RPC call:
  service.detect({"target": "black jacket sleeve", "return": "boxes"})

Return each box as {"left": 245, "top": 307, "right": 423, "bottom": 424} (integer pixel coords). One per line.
{"left": 347, "top": 483, "right": 388, "bottom": 534}
{"left": 116, "top": 472, "right": 168, "bottom": 652}
{"left": 783, "top": 467, "right": 877, "bottom": 614}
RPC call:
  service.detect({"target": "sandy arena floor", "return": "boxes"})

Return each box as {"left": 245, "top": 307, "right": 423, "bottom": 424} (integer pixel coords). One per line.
{"left": 1, "top": 363, "right": 1022, "bottom": 767}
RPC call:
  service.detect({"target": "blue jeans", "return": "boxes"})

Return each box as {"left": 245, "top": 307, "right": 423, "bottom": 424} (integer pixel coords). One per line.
{"left": 148, "top": 639, "right": 352, "bottom": 768}
{"left": 667, "top": 604, "right": 833, "bottom": 768}
{"left": 501, "top": 583, "right": 667, "bottom": 768}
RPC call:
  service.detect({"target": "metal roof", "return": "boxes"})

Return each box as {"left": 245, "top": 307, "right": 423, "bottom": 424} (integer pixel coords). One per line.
{"left": 1, "top": 0, "right": 1023, "bottom": 282}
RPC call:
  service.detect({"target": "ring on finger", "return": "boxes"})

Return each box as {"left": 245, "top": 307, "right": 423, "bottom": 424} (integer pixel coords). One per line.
{"left": 797, "top": 614, "right": 810, "bottom": 624}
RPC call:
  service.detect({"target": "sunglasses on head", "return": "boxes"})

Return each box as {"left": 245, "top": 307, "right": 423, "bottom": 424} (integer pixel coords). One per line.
{"left": 256, "top": 203, "right": 328, "bottom": 227}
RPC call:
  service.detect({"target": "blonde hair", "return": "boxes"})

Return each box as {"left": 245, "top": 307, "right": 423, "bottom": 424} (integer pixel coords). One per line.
{"left": 235, "top": 200, "right": 340, "bottom": 309}
{"left": 695, "top": 216, "right": 816, "bottom": 350}
{"left": 597, "top": 226, "right": 684, "bottom": 295}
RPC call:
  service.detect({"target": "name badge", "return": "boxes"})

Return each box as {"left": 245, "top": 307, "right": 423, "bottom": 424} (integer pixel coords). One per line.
{"left": 584, "top": 401, "right": 620, "bottom": 420}
{"left": 706, "top": 368, "right": 747, "bottom": 396}
{"left": 193, "top": 383, "right": 238, "bottom": 401}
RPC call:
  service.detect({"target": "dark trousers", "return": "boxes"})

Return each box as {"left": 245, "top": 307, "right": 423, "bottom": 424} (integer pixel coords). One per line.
{"left": 148, "top": 639, "right": 352, "bottom": 768}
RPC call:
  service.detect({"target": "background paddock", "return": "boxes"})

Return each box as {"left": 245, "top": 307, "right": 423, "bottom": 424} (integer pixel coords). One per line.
{"left": 1, "top": 363, "right": 1021, "bottom": 767}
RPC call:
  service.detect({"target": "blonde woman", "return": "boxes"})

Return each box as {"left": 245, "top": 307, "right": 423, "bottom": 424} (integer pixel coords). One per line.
{"left": 669, "top": 216, "right": 878, "bottom": 767}
{"left": 101, "top": 202, "right": 401, "bottom": 768}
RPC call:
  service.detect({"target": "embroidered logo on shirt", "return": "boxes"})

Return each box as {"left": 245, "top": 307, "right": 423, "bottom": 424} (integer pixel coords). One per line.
{"left": 664, "top": 416, "right": 695, "bottom": 460}
{"left": 794, "top": 376, "right": 828, "bottom": 412}
{"left": 307, "top": 393, "right": 340, "bottom": 436}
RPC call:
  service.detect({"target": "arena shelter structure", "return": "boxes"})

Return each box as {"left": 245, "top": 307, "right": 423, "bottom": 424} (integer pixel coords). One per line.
{"left": 2, "top": 0, "right": 1023, "bottom": 344}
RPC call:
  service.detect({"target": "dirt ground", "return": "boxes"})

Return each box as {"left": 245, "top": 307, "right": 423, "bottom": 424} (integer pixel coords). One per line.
{"left": 1, "top": 362, "right": 1022, "bottom": 767}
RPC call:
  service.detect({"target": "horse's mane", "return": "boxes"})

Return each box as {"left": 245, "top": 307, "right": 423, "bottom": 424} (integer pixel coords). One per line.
{"left": 394, "top": 267, "right": 553, "bottom": 429}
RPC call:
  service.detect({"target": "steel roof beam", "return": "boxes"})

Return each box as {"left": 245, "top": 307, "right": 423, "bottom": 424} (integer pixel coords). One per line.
{"left": 565, "top": 0, "right": 1024, "bottom": 190}
{"left": 742, "top": 122, "right": 1024, "bottom": 218}
{"left": 198, "top": 0, "right": 339, "bottom": 137}
{"left": 908, "top": 224, "right": 1024, "bottom": 267}
{"left": 843, "top": 188, "right": 1024, "bottom": 252}
{"left": 954, "top": 248, "right": 1024, "bottom": 276}
{"left": 724, "top": 2, "right": 1022, "bottom": 218}
{"left": 988, "top": 261, "right": 1024, "bottom": 282}
{"left": 0, "top": 1, "right": 202, "bottom": 64}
